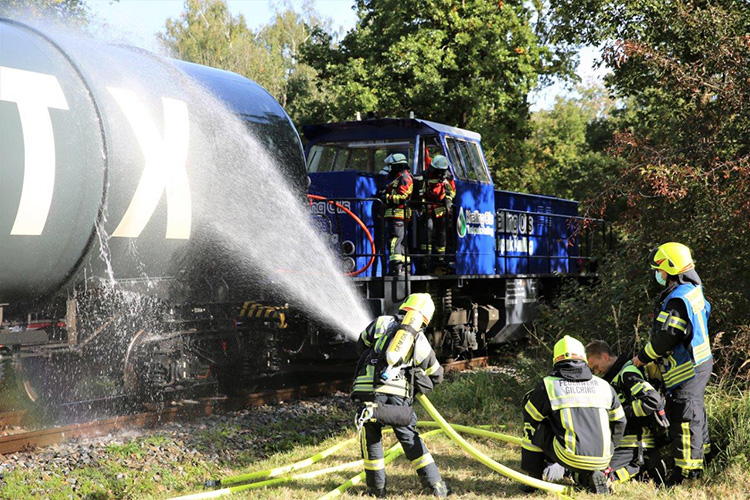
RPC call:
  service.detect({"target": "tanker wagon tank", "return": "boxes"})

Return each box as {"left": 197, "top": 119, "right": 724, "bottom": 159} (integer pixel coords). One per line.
{"left": 0, "top": 18, "right": 309, "bottom": 408}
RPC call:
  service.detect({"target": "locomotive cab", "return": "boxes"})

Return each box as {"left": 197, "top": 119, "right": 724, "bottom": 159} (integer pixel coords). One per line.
{"left": 304, "top": 118, "right": 496, "bottom": 278}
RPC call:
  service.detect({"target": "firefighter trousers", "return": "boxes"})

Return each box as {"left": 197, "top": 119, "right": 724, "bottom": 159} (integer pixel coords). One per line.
{"left": 359, "top": 394, "right": 442, "bottom": 490}
{"left": 386, "top": 218, "right": 408, "bottom": 271}
{"left": 667, "top": 358, "right": 712, "bottom": 476}
{"left": 419, "top": 215, "right": 448, "bottom": 271}
{"left": 609, "top": 445, "right": 667, "bottom": 483}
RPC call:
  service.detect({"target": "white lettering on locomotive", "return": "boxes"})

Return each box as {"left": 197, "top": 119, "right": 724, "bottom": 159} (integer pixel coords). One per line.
{"left": 1, "top": 66, "right": 69, "bottom": 236}
{"left": 108, "top": 88, "right": 191, "bottom": 239}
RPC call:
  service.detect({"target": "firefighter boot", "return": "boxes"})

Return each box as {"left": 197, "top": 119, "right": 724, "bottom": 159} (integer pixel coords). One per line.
{"left": 664, "top": 468, "right": 702, "bottom": 487}
{"left": 586, "top": 470, "right": 612, "bottom": 494}
{"left": 390, "top": 262, "right": 405, "bottom": 277}
{"left": 366, "top": 487, "right": 387, "bottom": 497}
{"left": 429, "top": 480, "right": 449, "bottom": 497}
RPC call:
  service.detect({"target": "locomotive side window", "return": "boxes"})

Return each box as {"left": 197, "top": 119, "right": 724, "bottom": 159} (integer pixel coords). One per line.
{"left": 445, "top": 137, "right": 477, "bottom": 182}
{"left": 464, "top": 141, "right": 491, "bottom": 184}
{"left": 307, "top": 141, "right": 414, "bottom": 174}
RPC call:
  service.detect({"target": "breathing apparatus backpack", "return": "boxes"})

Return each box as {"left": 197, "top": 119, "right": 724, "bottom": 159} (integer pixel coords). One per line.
{"left": 375, "top": 309, "right": 424, "bottom": 385}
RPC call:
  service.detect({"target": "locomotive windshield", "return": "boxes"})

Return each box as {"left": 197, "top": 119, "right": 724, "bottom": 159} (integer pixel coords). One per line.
{"left": 307, "top": 140, "right": 415, "bottom": 174}
{"left": 444, "top": 137, "right": 491, "bottom": 184}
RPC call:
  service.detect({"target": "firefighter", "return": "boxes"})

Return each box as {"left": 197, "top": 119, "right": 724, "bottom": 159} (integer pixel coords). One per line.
{"left": 521, "top": 335, "right": 626, "bottom": 494}
{"left": 352, "top": 293, "right": 448, "bottom": 497}
{"left": 632, "top": 242, "right": 712, "bottom": 485}
{"left": 420, "top": 155, "right": 456, "bottom": 274}
{"left": 585, "top": 340, "right": 670, "bottom": 484}
{"left": 380, "top": 153, "right": 413, "bottom": 276}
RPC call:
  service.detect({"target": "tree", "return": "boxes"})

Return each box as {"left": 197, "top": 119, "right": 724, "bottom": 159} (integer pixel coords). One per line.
{"left": 303, "top": 0, "right": 577, "bottom": 176}
{"left": 159, "top": 0, "right": 327, "bottom": 125}
{"left": 520, "top": 83, "right": 624, "bottom": 201}
{"left": 0, "top": 0, "right": 92, "bottom": 24}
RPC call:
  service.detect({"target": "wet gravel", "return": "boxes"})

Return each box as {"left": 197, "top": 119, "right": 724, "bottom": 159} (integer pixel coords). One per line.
{"left": 0, "top": 393, "right": 353, "bottom": 481}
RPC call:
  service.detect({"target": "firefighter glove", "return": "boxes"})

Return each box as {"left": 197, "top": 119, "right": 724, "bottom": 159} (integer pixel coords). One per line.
{"left": 650, "top": 407, "right": 670, "bottom": 430}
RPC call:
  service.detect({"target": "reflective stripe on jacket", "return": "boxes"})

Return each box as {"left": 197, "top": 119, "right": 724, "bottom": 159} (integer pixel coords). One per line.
{"left": 608, "top": 360, "right": 663, "bottom": 449}
{"left": 642, "top": 284, "right": 711, "bottom": 389}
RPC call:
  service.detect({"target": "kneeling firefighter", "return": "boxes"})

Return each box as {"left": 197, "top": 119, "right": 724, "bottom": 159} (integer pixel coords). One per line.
{"left": 352, "top": 293, "right": 449, "bottom": 497}
{"left": 521, "top": 336, "right": 627, "bottom": 494}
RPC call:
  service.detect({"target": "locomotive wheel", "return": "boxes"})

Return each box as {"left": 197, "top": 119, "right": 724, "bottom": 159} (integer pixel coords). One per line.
{"left": 123, "top": 329, "right": 166, "bottom": 402}
{"left": 13, "top": 352, "right": 122, "bottom": 420}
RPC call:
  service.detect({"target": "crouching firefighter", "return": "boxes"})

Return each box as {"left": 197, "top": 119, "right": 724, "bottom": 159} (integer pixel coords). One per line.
{"left": 352, "top": 293, "right": 449, "bottom": 497}
{"left": 585, "top": 340, "right": 670, "bottom": 484}
{"left": 521, "top": 335, "right": 627, "bottom": 494}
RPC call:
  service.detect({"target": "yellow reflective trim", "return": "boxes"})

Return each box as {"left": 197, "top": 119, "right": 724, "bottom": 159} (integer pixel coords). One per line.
{"left": 614, "top": 467, "right": 634, "bottom": 483}
{"left": 364, "top": 458, "right": 385, "bottom": 471}
{"left": 631, "top": 382, "right": 645, "bottom": 395}
{"left": 552, "top": 439, "right": 610, "bottom": 470}
{"left": 667, "top": 318, "right": 687, "bottom": 332}
{"left": 524, "top": 400, "right": 544, "bottom": 422}
{"left": 600, "top": 407, "right": 610, "bottom": 456}
{"left": 632, "top": 400, "right": 646, "bottom": 417}
{"left": 561, "top": 408, "right": 576, "bottom": 454}
{"left": 663, "top": 362, "right": 696, "bottom": 387}
{"left": 424, "top": 362, "right": 441, "bottom": 376}
{"left": 644, "top": 342, "right": 658, "bottom": 359}
{"left": 671, "top": 316, "right": 688, "bottom": 326}
{"left": 675, "top": 421, "right": 700, "bottom": 470}
{"left": 411, "top": 453, "right": 434, "bottom": 470}
{"left": 656, "top": 311, "right": 669, "bottom": 322}
{"left": 522, "top": 439, "right": 543, "bottom": 452}
{"left": 619, "top": 434, "right": 656, "bottom": 449}
{"left": 609, "top": 405, "right": 625, "bottom": 421}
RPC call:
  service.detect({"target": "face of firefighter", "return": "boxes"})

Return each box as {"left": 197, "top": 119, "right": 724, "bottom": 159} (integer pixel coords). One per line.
{"left": 587, "top": 353, "right": 616, "bottom": 377}
{"left": 654, "top": 269, "right": 668, "bottom": 286}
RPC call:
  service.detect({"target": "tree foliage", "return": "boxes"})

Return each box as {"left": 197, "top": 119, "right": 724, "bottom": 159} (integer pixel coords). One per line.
{"left": 520, "top": 84, "right": 624, "bottom": 201}
{"left": 303, "top": 0, "right": 576, "bottom": 176}
{"left": 537, "top": 0, "right": 750, "bottom": 382}
{"left": 159, "top": 0, "right": 326, "bottom": 117}
{"left": 0, "top": 0, "right": 92, "bottom": 24}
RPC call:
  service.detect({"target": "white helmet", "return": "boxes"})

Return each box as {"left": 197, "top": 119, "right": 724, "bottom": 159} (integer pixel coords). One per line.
{"left": 431, "top": 155, "right": 450, "bottom": 170}
{"left": 384, "top": 153, "right": 409, "bottom": 169}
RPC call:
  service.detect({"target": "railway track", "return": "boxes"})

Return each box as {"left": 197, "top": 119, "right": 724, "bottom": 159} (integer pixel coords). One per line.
{"left": 0, "top": 356, "right": 490, "bottom": 455}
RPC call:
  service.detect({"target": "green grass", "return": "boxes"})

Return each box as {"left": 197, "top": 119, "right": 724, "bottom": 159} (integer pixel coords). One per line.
{"left": 1, "top": 362, "right": 748, "bottom": 499}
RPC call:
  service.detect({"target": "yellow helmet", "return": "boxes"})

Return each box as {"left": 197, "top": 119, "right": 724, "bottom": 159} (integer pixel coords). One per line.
{"left": 399, "top": 293, "right": 435, "bottom": 326}
{"left": 649, "top": 242, "right": 694, "bottom": 275}
{"left": 553, "top": 335, "right": 587, "bottom": 364}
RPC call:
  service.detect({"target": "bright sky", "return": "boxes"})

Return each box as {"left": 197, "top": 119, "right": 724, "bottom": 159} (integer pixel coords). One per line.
{"left": 89, "top": 0, "right": 607, "bottom": 111}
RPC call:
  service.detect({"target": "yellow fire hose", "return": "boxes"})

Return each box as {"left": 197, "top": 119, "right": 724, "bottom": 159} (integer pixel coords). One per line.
{"left": 206, "top": 436, "right": 358, "bottom": 487}
{"left": 416, "top": 421, "right": 522, "bottom": 446}
{"left": 169, "top": 430, "right": 444, "bottom": 500}
{"left": 416, "top": 394, "right": 574, "bottom": 497}
{"left": 319, "top": 428, "right": 445, "bottom": 499}
{"left": 170, "top": 458, "right": 365, "bottom": 499}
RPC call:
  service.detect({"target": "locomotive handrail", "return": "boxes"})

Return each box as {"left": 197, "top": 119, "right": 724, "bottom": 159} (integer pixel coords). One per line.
{"left": 308, "top": 194, "right": 612, "bottom": 279}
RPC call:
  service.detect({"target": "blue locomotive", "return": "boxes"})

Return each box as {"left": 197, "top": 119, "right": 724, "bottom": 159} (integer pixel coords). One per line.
{"left": 305, "top": 117, "right": 608, "bottom": 354}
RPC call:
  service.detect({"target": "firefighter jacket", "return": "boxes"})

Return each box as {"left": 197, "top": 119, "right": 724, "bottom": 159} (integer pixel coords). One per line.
{"left": 383, "top": 170, "right": 414, "bottom": 219}
{"left": 352, "top": 315, "right": 444, "bottom": 400}
{"left": 637, "top": 282, "right": 712, "bottom": 390}
{"left": 523, "top": 360, "right": 627, "bottom": 471}
{"left": 602, "top": 356, "right": 664, "bottom": 450}
{"left": 424, "top": 169, "right": 456, "bottom": 218}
